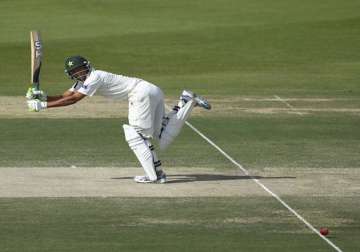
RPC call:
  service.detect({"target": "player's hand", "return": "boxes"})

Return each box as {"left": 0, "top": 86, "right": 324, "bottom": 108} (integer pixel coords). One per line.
{"left": 27, "top": 99, "right": 47, "bottom": 112}
{"left": 26, "top": 87, "right": 47, "bottom": 101}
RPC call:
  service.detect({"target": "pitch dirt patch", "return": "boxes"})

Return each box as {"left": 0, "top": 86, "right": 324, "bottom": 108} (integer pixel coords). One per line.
{"left": 0, "top": 96, "right": 129, "bottom": 119}
{"left": 0, "top": 166, "right": 358, "bottom": 198}
{"left": 2, "top": 96, "right": 360, "bottom": 119}
{"left": 0, "top": 167, "right": 266, "bottom": 197}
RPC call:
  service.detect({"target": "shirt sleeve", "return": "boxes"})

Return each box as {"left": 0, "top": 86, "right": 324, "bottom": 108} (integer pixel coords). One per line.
{"left": 77, "top": 72, "right": 101, "bottom": 97}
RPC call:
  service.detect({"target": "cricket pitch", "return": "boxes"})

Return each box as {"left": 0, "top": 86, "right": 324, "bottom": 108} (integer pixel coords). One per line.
{"left": 0, "top": 167, "right": 358, "bottom": 198}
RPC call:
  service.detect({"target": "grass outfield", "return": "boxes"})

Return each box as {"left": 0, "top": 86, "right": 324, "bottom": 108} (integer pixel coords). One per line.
{"left": 1, "top": 0, "right": 360, "bottom": 251}
{"left": 0, "top": 0, "right": 360, "bottom": 97}
{"left": 0, "top": 114, "right": 359, "bottom": 168}
{"left": 0, "top": 197, "right": 359, "bottom": 252}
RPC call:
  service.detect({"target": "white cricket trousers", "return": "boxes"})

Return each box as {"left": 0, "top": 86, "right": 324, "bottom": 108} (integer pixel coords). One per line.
{"left": 128, "top": 81, "right": 165, "bottom": 139}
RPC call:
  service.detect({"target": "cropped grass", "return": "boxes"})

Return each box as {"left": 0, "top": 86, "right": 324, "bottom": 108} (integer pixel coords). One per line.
{"left": 0, "top": 0, "right": 359, "bottom": 251}
{"left": 0, "top": 0, "right": 359, "bottom": 96}
{"left": 2, "top": 197, "right": 356, "bottom": 252}
{"left": 0, "top": 114, "right": 359, "bottom": 169}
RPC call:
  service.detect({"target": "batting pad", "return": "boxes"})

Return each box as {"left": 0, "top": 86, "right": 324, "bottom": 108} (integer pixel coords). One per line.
{"left": 159, "top": 99, "right": 196, "bottom": 150}
{"left": 123, "top": 124, "right": 157, "bottom": 181}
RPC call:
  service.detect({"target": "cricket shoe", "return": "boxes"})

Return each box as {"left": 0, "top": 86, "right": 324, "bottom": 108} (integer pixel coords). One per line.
{"left": 180, "top": 90, "right": 211, "bottom": 110}
{"left": 134, "top": 172, "right": 167, "bottom": 184}
{"left": 134, "top": 176, "right": 156, "bottom": 183}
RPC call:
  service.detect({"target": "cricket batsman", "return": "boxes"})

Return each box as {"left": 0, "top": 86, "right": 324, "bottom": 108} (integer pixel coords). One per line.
{"left": 26, "top": 56, "right": 211, "bottom": 183}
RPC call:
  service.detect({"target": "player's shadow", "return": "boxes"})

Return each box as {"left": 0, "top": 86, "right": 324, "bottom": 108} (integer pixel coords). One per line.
{"left": 164, "top": 174, "right": 295, "bottom": 184}
{"left": 112, "top": 174, "right": 295, "bottom": 184}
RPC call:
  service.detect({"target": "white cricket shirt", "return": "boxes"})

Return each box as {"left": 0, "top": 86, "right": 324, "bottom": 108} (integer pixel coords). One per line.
{"left": 69, "top": 69, "right": 141, "bottom": 100}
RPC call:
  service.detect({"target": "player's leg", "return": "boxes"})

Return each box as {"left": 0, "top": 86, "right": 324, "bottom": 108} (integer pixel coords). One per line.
{"left": 144, "top": 139, "right": 166, "bottom": 183}
{"left": 151, "top": 99, "right": 167, "bottom": 181}
{"left": 159, "top": 98, "right": 196, "bottom": 150}
{"left": 123, "top": 124, "right": 157, "bottom": 182}
{"left": 158, "top": 90, "right": 211, "bottom": 150}
{"left": 131, "top": 136, "right": 166, "bottom": 184}
{"left": 127, "top": 81, "right": 166, "bottom": 183}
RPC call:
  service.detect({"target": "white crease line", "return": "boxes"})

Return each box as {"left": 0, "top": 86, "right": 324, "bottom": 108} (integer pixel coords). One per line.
{"left": 183, "top": 119, "right": 343, "bottom": 252}
{"left": 274, "top": 95, "right": 304, "bottom": 116}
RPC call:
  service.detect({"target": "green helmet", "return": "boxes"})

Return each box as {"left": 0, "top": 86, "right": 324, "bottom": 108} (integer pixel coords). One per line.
{"left": 64, "top": 55, "right": 91, "bottom": 80}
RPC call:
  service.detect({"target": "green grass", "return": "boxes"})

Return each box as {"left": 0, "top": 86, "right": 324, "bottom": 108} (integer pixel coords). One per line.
{"left": 0, "top": 114, "right": 359, "bottom": 169}
{"left": 285, "top": 196, "right": 360, "bottom": 252}
{"left": 0, "top": 0, "right": 359, "bottom": 251}
{"left": 2, "top": 197, "right": 358, "bottom": 252}
{"left": 1, "top": 0, "right": 360, "bottom": 96}
{"left": 192, "top": 113, "right": 360, "bottom": 169}
{"left": 0, "top": 118, "right": 229, "bottom": 168}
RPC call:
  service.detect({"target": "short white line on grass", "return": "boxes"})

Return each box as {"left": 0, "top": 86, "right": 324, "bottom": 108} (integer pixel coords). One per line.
{"left": 184, "top": 120, "right": 343, "bottom": 252}
{"left": 274, "top": 95, "right": 304, "bottom": 116}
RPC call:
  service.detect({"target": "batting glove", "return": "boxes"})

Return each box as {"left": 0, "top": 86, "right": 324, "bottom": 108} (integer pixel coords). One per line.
{"left": 27, "top": 99, "right": 47, "bottom": 112}
{"left": 26, "top": 87, "right": 47, "bottom": 101}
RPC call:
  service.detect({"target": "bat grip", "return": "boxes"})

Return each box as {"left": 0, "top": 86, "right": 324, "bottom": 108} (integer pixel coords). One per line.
{"left": 32, "top": 82, "right": 40, "bottom": 99}
{"left": 32, "top": 82, "right": 40, "bottom": 91}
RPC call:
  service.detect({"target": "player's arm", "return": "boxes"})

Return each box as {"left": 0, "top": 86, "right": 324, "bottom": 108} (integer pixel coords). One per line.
{"left": 47, "top": 91, "right": 86, "bottom": 108}
{"left": 46, "top": 90, "right": 77, "bottom": 102}
{"left": 27, "top": 90, "right": 86, "bottom": 112}
{"left": 26, "top": 86, "right": 76, "bottom": 102}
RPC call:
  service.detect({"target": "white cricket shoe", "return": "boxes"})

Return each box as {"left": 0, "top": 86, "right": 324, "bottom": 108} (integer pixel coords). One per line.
{"left": 134, "top": 172, "right": 167, "bottom": 184}
{"left": 180, "top": 90, "right": 211, "bottom": 110}
{"left": 194, "top": 94, "right": 211, "bottom": 110}
{"left": 134, "top": 175, "right": 156, "bottom": 183}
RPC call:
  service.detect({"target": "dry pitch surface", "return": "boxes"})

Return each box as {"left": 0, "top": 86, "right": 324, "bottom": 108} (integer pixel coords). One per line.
{"left": 0, "top": 167, "right": 358, "bottom": 198}
{"left": 2, "top": 95, "right": 360, "bottom": 118}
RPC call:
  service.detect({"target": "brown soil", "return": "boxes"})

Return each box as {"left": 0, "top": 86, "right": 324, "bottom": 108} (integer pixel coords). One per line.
{"left": 0, "top": 167, "right": 358, "bottom": 198}
{"left": 2, "top": 96, "right": 360, "bottom": 119}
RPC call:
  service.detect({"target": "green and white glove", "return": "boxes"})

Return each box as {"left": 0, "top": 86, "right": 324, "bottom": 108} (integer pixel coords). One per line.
{"left": 26, "top": 87, "right": 47, "bottom": 101}
{"left": 27, "top": 99, "right": 47, "bottom": 112}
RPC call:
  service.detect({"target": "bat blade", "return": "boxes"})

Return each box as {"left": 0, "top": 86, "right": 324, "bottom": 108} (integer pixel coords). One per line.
{"left": 30, "top": 30, "right": 42, "bottom": 91}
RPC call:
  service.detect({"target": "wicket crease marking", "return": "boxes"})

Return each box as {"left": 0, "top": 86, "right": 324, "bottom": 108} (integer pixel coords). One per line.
{"left": 274, "top": 95, "right": 304, "bottom": 116}
{"left": 184, "top": 120, "right": 343, "bottom": 252}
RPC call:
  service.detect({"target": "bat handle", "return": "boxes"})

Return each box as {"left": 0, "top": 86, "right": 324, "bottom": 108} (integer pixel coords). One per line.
{"left": 32, "top": 82, "right": 40, "bottom": 91}
{"left": 32, "top": 82, "right": 40, "bottom": 99}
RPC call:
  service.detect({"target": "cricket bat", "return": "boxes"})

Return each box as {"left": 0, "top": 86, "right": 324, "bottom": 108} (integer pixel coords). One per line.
{"left": 30, "top": 30, "right": 42, "bottom": 91}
